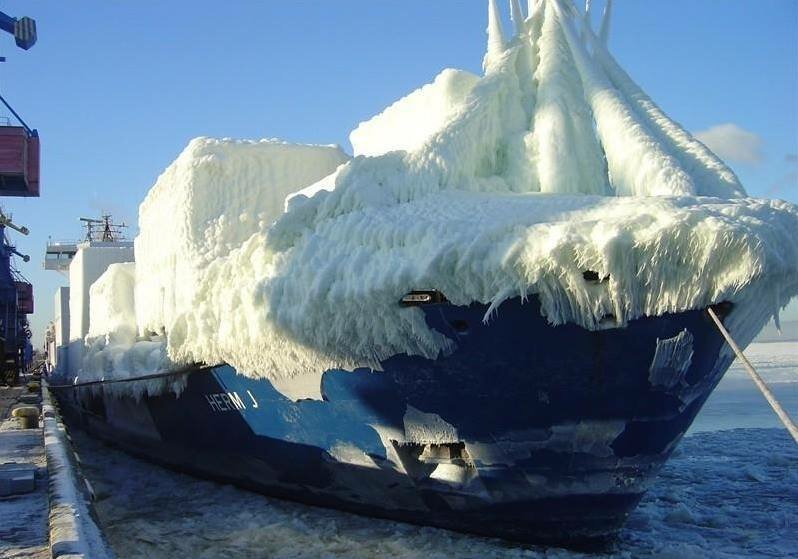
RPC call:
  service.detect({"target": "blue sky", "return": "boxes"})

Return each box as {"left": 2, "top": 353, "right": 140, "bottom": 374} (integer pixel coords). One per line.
{"left": 0, "top": 0, "right": 795, "bottom": 341}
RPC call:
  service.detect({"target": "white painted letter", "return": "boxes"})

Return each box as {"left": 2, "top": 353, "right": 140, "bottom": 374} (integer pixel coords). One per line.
{"left": 229, "top": 391, "right": 246, "bottom": 410}
{"left": 246, "top": 390, "right": 259, "bottom": 409}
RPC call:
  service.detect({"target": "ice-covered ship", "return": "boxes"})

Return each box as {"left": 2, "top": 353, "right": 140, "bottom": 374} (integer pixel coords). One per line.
{"left": 46, "top": 0, "right": 798, "bottom": 548}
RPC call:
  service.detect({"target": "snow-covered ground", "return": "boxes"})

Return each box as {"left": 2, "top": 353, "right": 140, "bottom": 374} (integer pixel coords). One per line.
{"left": 0, "top": 408, "right": 48, "bottom": 559}
{"left": 70, "top": 342, "right": 797, "bottom": 559}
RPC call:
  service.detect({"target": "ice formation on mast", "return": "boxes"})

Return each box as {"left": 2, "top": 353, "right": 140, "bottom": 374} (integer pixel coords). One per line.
{"left": 510, "top": 0, "right": 527, "bottom": 35}
{"left": 598, "top": 0, "right": 613, "bottom": 44}
{"left": 475, "top": 0, "right": 743, "bottom": 197}
{"left": 484, "top": 0, "right": 507, "bottom": 73}
{"left": 78, "top": 0, "right": 797, "bottom": 387}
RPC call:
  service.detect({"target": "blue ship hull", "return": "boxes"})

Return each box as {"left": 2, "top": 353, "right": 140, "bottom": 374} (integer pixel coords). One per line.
{"left": 51, "top": 297, "right": 735, "bottom": 547}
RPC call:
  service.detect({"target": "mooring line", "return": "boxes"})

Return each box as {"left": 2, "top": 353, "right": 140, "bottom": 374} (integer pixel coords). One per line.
{"left": 707, "top": 307, "right": 798, "bottom": 444}
{"left": 45, "top": 365, "right": 214, "bottom": 390}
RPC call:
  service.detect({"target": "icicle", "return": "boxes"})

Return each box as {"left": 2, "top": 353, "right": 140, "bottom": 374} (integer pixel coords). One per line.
{"left": 510, "top": 0, "right": 526, "bottom": 35}
{"left": 599, "top": 0, "right": 613, "bottom": 44}
{"left": 484, "top": 0, "right": 507, "bottom": 73}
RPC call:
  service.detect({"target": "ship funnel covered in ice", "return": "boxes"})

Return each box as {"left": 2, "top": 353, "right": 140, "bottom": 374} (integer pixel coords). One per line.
{"left": 76, "top": 0, "right": 797, "bottom": 386}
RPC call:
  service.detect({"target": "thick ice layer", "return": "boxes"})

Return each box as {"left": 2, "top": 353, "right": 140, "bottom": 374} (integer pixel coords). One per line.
{"left": 349, "top": 69, "right": 479, "bottom": 157}
{"left": 134, "top": 138, "right": 349, "bottom": 336}
{"left": 69, "top": 244, "right": 135, "bottom": 343}
{"left": 81, "top": 261, "right": 170, "bottom": 393}
{"left": 86, "top": 0, "right": 798, "bottom": 383}
{"left": 88, "top": 263, "right": 136, "bottom": 343}
{"left": 164, "top": 192, "right": 798, "bottom": 379}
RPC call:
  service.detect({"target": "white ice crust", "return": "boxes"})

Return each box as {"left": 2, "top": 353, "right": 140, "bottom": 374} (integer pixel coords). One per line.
{"left": 80, "top": 0, "right": 798, "bottom": 387}
{"left": 349, "top": 68, "right": 479, "bottom": 157}
{"left": 134, "top": 137, "right": 349, "bottom": 338}
{"left": 88, "top": 263, "right": 136, "bottom": 343}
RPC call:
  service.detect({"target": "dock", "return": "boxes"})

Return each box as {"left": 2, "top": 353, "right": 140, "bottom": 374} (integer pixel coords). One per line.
{"left": 0, "top": 373, "right": 113, "bottom": 559}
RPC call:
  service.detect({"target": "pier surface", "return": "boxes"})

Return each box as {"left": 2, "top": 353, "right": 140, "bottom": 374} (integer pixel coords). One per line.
{"left": 1, "top": 378, "right": 114, "bottom": 559}
{"left": 0, "top": 384, "right": 48, "bottom": 559}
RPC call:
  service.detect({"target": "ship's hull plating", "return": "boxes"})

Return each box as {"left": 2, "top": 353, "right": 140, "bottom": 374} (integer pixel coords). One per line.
{"left": 51, "top": 297, "right": 735, "bottom": 547}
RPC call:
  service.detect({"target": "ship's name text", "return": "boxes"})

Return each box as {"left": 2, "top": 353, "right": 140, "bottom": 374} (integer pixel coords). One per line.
{"left": 204, "top": 390, "right": 259, "bottom": 412}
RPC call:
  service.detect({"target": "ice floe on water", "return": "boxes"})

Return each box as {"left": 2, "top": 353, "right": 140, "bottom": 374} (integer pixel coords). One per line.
{"left": 74, "top": 427, "right": 797, "bottom": 559}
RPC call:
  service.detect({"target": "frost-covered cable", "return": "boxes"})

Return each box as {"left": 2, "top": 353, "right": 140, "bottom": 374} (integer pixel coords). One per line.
{"left": 598, "top": 0, "right": 612, "bottom": 44}
{"left": 46, "top": 365, "right": 208, "bottom": 389}
{"left": 510, "top": 0, "right": 526, "bottom": 35}
{"left": 582, "top": 25, "right": 745, "bottom": 198}
{"left": 707, "top": 308, "right": 798, "bottom": 444}
{"left": 553, "top": 0, "right": 695, "bottom": 196}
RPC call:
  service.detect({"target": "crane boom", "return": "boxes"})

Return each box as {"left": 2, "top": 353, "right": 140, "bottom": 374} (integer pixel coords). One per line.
{"left": 0, "top": 12, "right": 36, "bottom": 50}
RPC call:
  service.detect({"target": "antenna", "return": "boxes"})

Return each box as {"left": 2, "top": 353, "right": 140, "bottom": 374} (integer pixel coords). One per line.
{"left": 79, "top": 213, "right": 128, "bottom": 243}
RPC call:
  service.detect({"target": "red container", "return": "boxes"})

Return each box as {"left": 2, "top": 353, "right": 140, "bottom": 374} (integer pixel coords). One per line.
{"left": 15, "top": 281, "right": 33, "bottom": 314}
{"left": 0, "top": 126, "right": 39, "bottom": 197}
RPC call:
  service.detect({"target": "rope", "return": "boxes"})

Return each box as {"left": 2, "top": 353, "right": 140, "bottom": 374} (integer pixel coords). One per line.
{"left": 707, "top": 307, "right": 798, "bottom": 444}
{"left": 45, "top": 365, "right": 213, "bottom": 390}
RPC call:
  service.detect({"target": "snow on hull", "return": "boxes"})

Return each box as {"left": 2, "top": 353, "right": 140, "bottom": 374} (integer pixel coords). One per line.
{"left": 77, "top": 0, "right": 798, "bottom": 385}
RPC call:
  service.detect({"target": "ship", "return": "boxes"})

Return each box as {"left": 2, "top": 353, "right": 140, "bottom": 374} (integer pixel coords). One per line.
{"left": 44, "top": 0, "right": 798, "bottom": 549}
{"left": 50, "top": 290, "right": 736, "bottom": 547}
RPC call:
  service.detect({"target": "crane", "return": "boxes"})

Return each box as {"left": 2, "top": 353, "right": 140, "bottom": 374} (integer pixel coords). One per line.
{"left": 0, "top": 9, "right": 37, "bottom": 383}
{"left": 0, "top": 12, "right": 36, "bottom": 51}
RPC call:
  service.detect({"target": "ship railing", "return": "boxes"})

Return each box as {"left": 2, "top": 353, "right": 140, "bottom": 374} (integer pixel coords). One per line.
{"left": 46, "top": 239, "right": 80, "bottom": 247}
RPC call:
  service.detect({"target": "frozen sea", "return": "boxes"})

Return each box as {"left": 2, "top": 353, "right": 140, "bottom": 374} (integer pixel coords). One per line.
{"left": 72, "top": 342, "right": 798, "bottom": 559}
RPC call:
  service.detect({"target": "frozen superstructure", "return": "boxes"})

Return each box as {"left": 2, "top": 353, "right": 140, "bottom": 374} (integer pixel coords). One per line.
{"left": 98, "top": 0, "right": 797, "bottom": 385}
{"left": 47, "top": 238, "right": 134, "bottom": 378}
{"left": 56, "top": 0, "right": 797, "bottom": 389}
